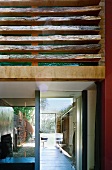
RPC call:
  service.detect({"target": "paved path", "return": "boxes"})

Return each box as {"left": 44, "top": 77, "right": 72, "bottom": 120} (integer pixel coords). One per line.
{"left": 40, "top": 147, "right": 75, "bottom": 170}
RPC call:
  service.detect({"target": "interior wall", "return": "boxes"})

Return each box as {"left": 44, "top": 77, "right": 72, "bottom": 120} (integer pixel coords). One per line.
{"left": 69, "top": 111, "right": 73, "bottom": 154}
{"left": 0, "top": 107, "right": 14, "bottom": 141}
{"left": 69, "top": 106, "right": 77, "bottom": 155}
{"left": 87, "top": 90, "right": 96, "bottom": 170}
{"left": 62, "top": 114, "right": 69, "bottom": 145}
{"left": 67, "top": 95, "right": 82, "bottom": 170}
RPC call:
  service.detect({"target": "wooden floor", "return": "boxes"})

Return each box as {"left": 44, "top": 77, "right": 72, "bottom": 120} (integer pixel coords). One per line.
{"left": 40, "top": 147, "right": 75, "bottom": 170}
{"left": 0, "top": 146, "right": 75, "bottom": 170}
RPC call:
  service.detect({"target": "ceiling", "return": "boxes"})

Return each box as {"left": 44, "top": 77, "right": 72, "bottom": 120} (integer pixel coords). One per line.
{"left": 0, "top": 81, "right": 95, "bottom": 106}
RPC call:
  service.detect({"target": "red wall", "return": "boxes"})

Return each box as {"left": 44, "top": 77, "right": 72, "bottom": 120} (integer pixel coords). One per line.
{"left": 103, "top": 0, "right": 112, "bottom": 169}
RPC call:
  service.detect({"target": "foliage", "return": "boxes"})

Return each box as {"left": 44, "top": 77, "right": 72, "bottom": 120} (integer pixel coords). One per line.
{"left": 38, "top": 62, "right": 98, "bottom": 66}
{"left": 40, "top": 98, "right": 48, "bottom": 111}
{"left": 13, "top": 107, "right": 34, "bottom": 121}
{"left": 0, "top": 62, "right": 31, "bottom": 66}
{"left": 0, "top": 62, "right": 98, "bottom": 66}
{"left": 13, "top": 99, "right": 48, "bottom": 123}
{"left": 40, "top": 114, "right": 55, "bottom": 133}
{"left": 57, "top": 104, "right": 73, "bottom": 118}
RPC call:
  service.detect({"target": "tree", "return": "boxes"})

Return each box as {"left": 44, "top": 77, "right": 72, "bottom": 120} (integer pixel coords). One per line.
{"left": 13, "top": 98, "right": 48, "bottom": 123}
{"left": 40, "top": 114, "right": 55, "bottom": 133}
{"left": 13, "top": 107, "right": 34, "bottom": 122}
{"left": 40, "top": 98, "right": 48, "bottom": 111}
{"left": 57, "top": 104, "right": 73, "bottom": 118}
{"left": 13, "top": 99, "right": 48, "bottom": 122}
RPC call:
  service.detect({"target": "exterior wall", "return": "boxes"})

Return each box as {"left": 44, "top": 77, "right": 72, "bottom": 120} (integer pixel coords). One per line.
{"left": 103, "top": 0, "right": 112, "bottom": 169}
{"left": 0, "top": 107, "right": 14, "bottom": 141}
{"left": 87, "top": 90, "right": 96, "bottom": 170}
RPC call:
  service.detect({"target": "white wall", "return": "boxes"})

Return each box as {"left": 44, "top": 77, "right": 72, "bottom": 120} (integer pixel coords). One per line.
{"left": 68, "top": 106, "right": 77, "bottom": 155}
{"left": 65, "top": 95, "right": 82, "bottom": 170}
{"left": 69, "top": 107, "right": 77, "bottom": 146}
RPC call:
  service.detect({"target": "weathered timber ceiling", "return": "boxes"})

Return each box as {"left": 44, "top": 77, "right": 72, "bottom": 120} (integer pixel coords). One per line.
{"left": 0, "top": 0, "right": 102, "bottom": 64}
{"left": 0, "top": 0, "right": 104, "bottom": 107}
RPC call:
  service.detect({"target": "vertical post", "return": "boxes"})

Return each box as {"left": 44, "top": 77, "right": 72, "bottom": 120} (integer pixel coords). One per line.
{"left": 55, "top": 113, "right": 56, "bottom": 134}
{"left": 35, "top": 91, "right": 40, "bottom": 170}
{"left": 87, "top": 90, "right": 96, "bottom": 170}
{"left": 94, "top": 83, "right": 102, "bottom": 170}
{"left": 82, "top": 90, "right": 87, "bottom": 170}
{"left": 55, "top": 113, "right": 57, "bottom": 145}
{"left": 76, "top": 96, "right": 82, "bottom": 170}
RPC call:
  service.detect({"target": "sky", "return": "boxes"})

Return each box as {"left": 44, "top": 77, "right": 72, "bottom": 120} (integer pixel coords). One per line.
{"left": 40, "top": 98, "right": 73, "bottom": 113}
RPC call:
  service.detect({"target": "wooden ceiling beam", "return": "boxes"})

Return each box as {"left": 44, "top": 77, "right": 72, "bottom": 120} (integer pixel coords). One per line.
{"left": 0, "top": 44, "right": 101, "bottom": 53}
{"left": 0, "top": 66, "right": 105, "bottom": 81}
{"left": 0, "top": 16, "right": 101, "bottom": 26}
{"left": 0, "top": 54, "right": 101, "bottom": 62}
{"left": 0, "top": 26, "right": 100, "bottom": 35}
{"left": 0, "top": 35, "right": 101, "bottom": 45}
{"left": 0, "top": 6, "right": 101, "bottom": 16}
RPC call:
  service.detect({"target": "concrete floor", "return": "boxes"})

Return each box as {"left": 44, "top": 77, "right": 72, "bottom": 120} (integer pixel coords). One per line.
{"left": 40, "top": 147, "right": 75, "bottom": 170}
